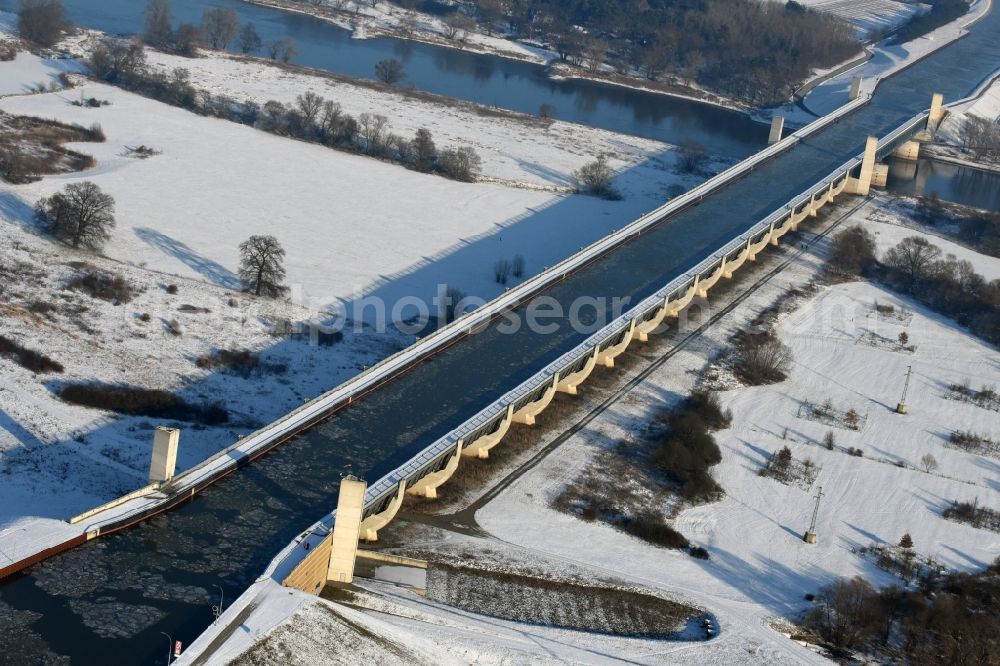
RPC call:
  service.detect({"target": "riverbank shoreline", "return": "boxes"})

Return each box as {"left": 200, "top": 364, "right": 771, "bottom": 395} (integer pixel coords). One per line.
{"left": 238, "top": 0, "right": 752, "bottom": 114}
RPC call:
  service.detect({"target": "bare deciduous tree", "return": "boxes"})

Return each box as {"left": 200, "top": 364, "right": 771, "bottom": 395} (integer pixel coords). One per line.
{"left": 411, "top": 128, "right": 436, "bottom": 172}
{"left": 443, "top": 13, "right": 474, "bottom": 40}
{"left": 582, "top": 36, "right": 607, "bottom": 74}
{"left": 572, "top": 155, "right": 619, "bottom": 199}
{"left": 374, "top": 58, "right": 406, "bottom": 85}
{"left": 266, "top": 37, "right": 297, "bottom": 63}
{"left": 884, "top": 236, "right": 942, "bottom": 285}
{"left": 804, "top": 577, "right": 879, "bottom": 650}
{"left": 735, "top": 333, "right": 792, "bottom": 385}
{"left": 143, "top": 0, "right": 173, "bottom": 48}
{"left": 358, "top": 113, "right": 390, "bottom": 155}
{"left": 201, "top": 7, "right": 240, "bottom": 49}
{"left": 35, "top": 181, "right": 116, "bottom": 250}
{"left": 828, "top": 225, "right": 876, "bottom": 276}
{"left": 438, "top": 146, "right": 482, "bottom": 182}
{"left": 237, "top": 23, "right": 262, "bottom": 54}
{"left": 171, "top": 22, "right": 200, "bottom": 56}
{"left": 295, "top": 91, "right": 324, "bottom": 126}
{"left": 17, "top": 0, "right": 71, "bottom": 47}
{"left": 87, "top": 38, "right": 146, "bottom": 84}
{"left": 920, "top": 453, "right": 938, "bottom": 473}
{"left": 239, "top": 235, "right": 288, "bottom": 297}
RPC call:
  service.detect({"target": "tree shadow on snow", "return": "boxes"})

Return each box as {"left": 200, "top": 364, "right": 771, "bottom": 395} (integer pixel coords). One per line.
{"left": 134, "top": 227, "right": 240, "bottom": 288}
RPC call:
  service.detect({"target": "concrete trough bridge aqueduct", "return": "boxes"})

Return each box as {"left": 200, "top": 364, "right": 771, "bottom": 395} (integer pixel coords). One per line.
{"left": 286, "top": 96, "right": 947, "bottom": 592}
{"left": 3, "top": 8, "right": 1000, "bottom": 659}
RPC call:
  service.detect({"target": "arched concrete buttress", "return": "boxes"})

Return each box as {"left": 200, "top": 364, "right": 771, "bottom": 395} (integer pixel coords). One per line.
{"left": 406, "top": 441, "right": 462, "bottom": 499}
{"left": 460, "top": 404, "right": 514, "bottom": 459}
{"left": 359, "top": 480, "right": 405, "bottom": 541}
{"left": 596, "top": 320, "right": 636, "bottom": 368}
{"left": 557, "top": 347, "right": 599, "bottom": 394}
{"left": 513, "top": 373, "right": 560, "bottom": 426}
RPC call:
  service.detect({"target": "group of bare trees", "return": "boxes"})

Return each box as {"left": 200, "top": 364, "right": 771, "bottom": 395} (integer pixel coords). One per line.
{"left": 827, "top": 226, "right": 1000, "bottom": 346}
{"left": 140, "top": 0, "right": 295, "bottom": 61}
{"left": 958, "top": 115, "right": 1000, "bottom": 161}
{"left": 804, "top": 564, "right": 1000, "bottom": 663}
{"left": 431, "top": 0, "right": 858, "bottom": 105}
{"left": 84, "top": 38, "right": 481, "bottom": 181}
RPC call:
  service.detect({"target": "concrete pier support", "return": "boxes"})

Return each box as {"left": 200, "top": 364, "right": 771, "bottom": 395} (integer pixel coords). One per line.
{"left": 768, "top": 116, "right": 785, "bottom": 145}
{"left": 148, "top": 427, "right": 179, "bottom": 484}
{"left": 513, "top": 374, "right": 559, "bottom": 425}
{"left": 845, "top": 136, "right": 879, "bottom": 195}
{"left": 596, "top": 321, "right": 636, "bottom": 368}
{"left": 872, "top": 163, "right": 888, "bottom": 188}
{"left": 849, "top": 76, "right": 863, "bottom": 100}
{"left": 407, "top": 442, "right": 461, "bottom": 499}
{"left": 461, "top": 404, "right": 514, "bottom": 459}
{"left": 893, "top": 140, "right": 921, "bottom": 161}
{"left": 360, "top": 480, "right": 405, "bottom": 541}
{"left": 327, "top": 476, "right": 367, "bottom": 584}
{"left": 557, "top": 348, "right": 599, "bottom": 394}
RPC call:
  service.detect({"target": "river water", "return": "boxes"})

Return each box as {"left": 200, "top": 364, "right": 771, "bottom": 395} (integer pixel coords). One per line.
{"left": 0, "top": 0, "right": 769, "bottom": 159}
{"left": 1, "top": 1, "right": 999, "bottom": 665}
{"left": 887, "top": 157, "right": 1000, "bottom": 211}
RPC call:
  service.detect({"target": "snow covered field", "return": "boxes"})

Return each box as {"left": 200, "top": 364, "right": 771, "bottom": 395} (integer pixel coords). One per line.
{"left": 0, "top": 75, "right": 690, "bottom": 314}
{"left": 798, "top": 0, "right": 926, "bottom": 37}
{"left": 0, "top": 34, "right": 700, "bottom": 561}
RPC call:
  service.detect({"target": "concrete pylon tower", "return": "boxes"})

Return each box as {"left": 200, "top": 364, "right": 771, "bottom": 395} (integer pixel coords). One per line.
{"left": 846, "top": 136, "right": 879, "bottom": 195}
{"left": 849, "top": 76, "right": 863, "bottom": 100}
{"left": 148, "top": 427, "right": 179, "bottom": 484}
{"left": 927, "top": 92, "right": 945, "bottom": 131}
{"left": 327, "top": 475, "right": 367, "bottom": 585}
{"left": 768, "top": 115, "right": 785, "bottom": 145}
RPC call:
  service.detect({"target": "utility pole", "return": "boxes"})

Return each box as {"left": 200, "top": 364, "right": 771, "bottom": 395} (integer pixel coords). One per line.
{"left": 896, "top": 365, "right": 912, "bottom": 414}
{"left": 803, "top": 486, "right": 824, "bottom": 544}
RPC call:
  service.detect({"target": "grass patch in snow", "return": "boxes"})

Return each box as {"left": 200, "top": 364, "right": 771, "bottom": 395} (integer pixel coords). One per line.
{"left": 947, "top": 430, "right": 1000, "bottom": 458}
{"left": 0, "top": 112, "right": 103, "bottom": 184}
{"left": 64, "top": 267, "right": 138, "bottom": 304}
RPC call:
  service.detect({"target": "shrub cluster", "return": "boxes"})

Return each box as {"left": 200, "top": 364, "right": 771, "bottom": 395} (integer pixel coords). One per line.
{"left": 65, "top": 269, "right": 136, "bottom": 304}
{"left": 943, "top": 500, "right": 1000, "bottom": 532}
{"left": 58, "top": 383, "right": 228, "bottom": 424}
{"left": 652, "top": 390, "right": 729, "bottom": 502}
{"left": 732, "top": 331, "right": 792, "bottom": 386}
{"left": 0, "top": 334, "right": 63, "bottom": 373}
